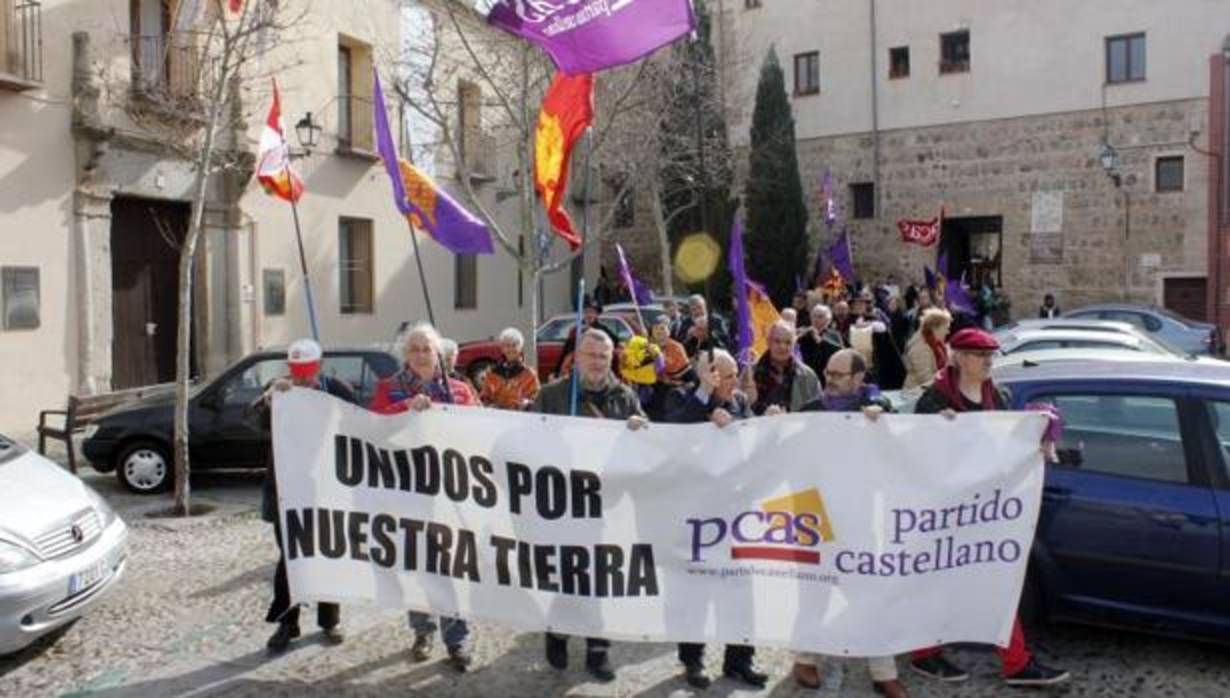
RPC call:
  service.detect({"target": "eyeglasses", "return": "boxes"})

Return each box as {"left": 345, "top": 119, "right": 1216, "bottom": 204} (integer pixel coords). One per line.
{"left": 824, "top": 369, "right": 855, "bottom": 380}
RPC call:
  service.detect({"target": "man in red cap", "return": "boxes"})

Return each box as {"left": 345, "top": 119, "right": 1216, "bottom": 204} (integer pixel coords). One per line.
{"left": 260, "top": 338, "right": 359, "bottom": 653}
{"left": 909, "top": 327, "right": 1069, "bottom": 687}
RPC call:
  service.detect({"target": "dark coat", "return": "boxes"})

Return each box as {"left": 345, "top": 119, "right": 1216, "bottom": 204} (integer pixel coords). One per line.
{"left": 665, "top": 385, "right": 753, "bottom": 424}
{"left": 259, "top": 376, "right": 358, "bottom": 523}
{"left": 797, "top": 328, "right": 844, "bottom": 384}
{"left": 534, "top": 373, "right": 645, "bottom": 420}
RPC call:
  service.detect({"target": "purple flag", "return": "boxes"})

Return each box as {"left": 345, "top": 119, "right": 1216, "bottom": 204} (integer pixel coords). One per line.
{"left": 728, "top": 213, "right": 753, "bottom": 366}
{"left": 826, "top": 228, "right": 855, "bottom": 284}
{"left": 821, "top": 169, "right": 838, "bottom": 227}
{"left": 373, "top": 69, "right": 494, "bottom": 255}
{"left": 614, "top": 243, "right": 654, "bottom": 306}
{"left": 923, "top": 265, "right": 938, "bottom": 293}
{"left": 487, "top": 0, "right": 696, "bottom": 75}
{"left": 937, "top": 252, "right": 974, "bottom": 312}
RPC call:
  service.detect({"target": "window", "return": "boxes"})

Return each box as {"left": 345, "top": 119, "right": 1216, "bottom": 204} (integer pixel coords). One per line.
{"left": 455, "top": 254, "right": 478, "bottom": 310}
{"left": 850, "top": 182, "right": 875, "bottom": 219}
{"left": 1206, "top": 402, "right": 1230, "bottom": 473}
{"left": 1, "top": 266, "right": 38, "bottom": 330}
{"left": 889, "top": 46, "right": 910, "bottom": 79}
{"left": 793, "top": 51, "right": 820, "bottom": 96}
{"left": 1101, "top": 310, "right": 1162, "bottom": 333}
{"left": 1040, "top": 394, "right": 1188, "bottom": 483}
{"left": 1155, "top": 156, "right": 1184, "bottom": 193}
{"left": 458, "top": 80, "right": 491, "bottom": 177}
{"left": 130, "top": 0, "right": 200, "bottom": 99}
{"left": 337, "top": 35, "right": 373, "bottom": 151}
{"left": 220, "top": 359, "right": 287, "bottom": 406}
{"left": 939, "top": 30, "right": 970, "bottom": 74}
{"left": 744, "top": 0, "right": 761, "bottom": 8}
{"left": 1, "top": 0, "right": 43, "bottom": 87}
{"left": 1106, "top": 33, "right": 1145, "bottom": 84}
{"left": 320, "top": 355, "right": 381, "bottom": 404}
{"left": 338, "top": 218, "right": 374, "bottom": 314}
{"left": 262, "top": 269, "right": 285, "bottom": 317}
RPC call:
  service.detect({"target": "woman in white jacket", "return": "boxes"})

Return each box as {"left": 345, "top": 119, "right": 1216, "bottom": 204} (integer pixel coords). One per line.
{"left": 902, "top": 308, "right": 952, "bottom": 389}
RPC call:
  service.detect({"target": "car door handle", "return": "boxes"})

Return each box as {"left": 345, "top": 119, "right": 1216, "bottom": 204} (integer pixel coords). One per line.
{"left": 1042, "top": 486, "right": 1070, "bottom": 503}
{"left": 1149, "top": 512, "right": 1188, "bottom": 529}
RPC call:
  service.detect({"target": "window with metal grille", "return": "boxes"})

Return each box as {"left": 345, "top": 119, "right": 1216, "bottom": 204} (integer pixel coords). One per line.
{"left": 850, "top": 183, "right": 875, "bottom": 219}
{"left": 1, "top": 266, "right": 38, "bottom": 330}
{"left": 455, "top": 254, "right": 478, "bottom": 310}
{"left": 262, "top": 268, "right": 285, "bottom": 317}
{"left": 338, "top": 218, "right": 373, "bottom": 314}
{"left": 793, "top": 51, "right": 819, "bottom": 96}
{"left": 1155, "top": 156, "right": 1183, "bottom": 193}
{"left": 939, "top": 30, "right": 970, "bottom": 74}
{"left": 1106, "top": 33, "right": 1145, "bottom": 84}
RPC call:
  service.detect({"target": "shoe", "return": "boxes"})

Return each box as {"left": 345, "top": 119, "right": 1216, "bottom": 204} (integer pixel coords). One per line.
{"left": 910, "top": 655, "right": 968, "bottom": 683}
{"left": 586, "top": 651, "right": 616, "bottom": 683}
{"left": 873, "top": 679, "right": 911, "bottom": 698}
{"left": 1004, "top": 659, "right": 1070, "bottom": 686}
{"left": 266, "top": 623, "right": 300, "bottom": 653}
{"left": 446, "top": 644, "right": 472, "bottom": 673}
{"left": 683, "top": 662, "right": 711, "bottom": 689}
{"left": 410, "top": 633, "right": 434, "bottom": 662}
{"left": 723, "top": 661, "right": 769, "bottom": 689}
{"left": 792, "top": 661, "right": 821, "bottom": 689}
{"left": 321, "top": 625, "right": 345, "bottom": 645}
{"left": 545, "top": 635, "right": 568, "bottom": 670}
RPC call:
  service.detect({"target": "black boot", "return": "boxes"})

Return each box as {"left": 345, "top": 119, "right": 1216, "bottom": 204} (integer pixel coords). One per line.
{"left": 683, "top": 662, "right": 711, "bottom": 689}
{"left": 586, "top": 651, "right": 616, "bottom": 683}
{"left": 266, "top": 622, "right": 300, "bottom": 653}
{"left": 723, "top": 660, "right": 768, "bottom": 689}
{"left": 545, "top": 634, "right": 568, "bottom": 670}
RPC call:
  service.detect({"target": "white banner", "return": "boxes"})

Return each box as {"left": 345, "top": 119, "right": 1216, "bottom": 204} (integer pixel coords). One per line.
{"left": 273, "top": 389, "right": 1046, "bottom": 656}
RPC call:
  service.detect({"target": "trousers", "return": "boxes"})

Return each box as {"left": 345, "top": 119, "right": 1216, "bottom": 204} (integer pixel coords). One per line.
{"left": 911, "top": 616, "right": 1031, "bottom": 677}
{"left": 266, "top": 522, "right": 339, "bottom": 629}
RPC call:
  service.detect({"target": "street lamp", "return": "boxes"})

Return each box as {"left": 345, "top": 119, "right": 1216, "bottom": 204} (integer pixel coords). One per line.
{"left": 1098, "top": 142, "right": 1122, "bottom": 187}
{"left": 294, "top": 112, "right": 321, "bottom": 154}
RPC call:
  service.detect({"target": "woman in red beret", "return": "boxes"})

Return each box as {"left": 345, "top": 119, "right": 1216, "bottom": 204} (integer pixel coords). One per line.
{"left": 909, "top": 327, "right": 1070, "bottom": 687}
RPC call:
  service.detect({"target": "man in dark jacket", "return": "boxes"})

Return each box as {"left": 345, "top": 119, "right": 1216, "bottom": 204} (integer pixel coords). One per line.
{"left": 677, "top": 294, "right": 732, "bottom": 355}
{"left": 665, "top": 349, "right": 769, "bottom": 690}
{"left": 534, "top": 329, "right": 647, "bottom": 682}
{"left": 258, "top": 339, "right": 358, "bottom": 653}
{"left": 797, "top": 304, "right": 844, "bottom": 385}
{"left": 909, "top": 328, "right": 1069, "bottom": 688}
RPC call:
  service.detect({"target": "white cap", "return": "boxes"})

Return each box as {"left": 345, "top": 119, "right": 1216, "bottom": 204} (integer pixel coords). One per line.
{"left": 287, "top": 338, "right": 322, "bottom": 364}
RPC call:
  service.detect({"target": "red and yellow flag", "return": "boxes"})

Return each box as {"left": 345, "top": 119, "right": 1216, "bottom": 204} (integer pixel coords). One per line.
{"left": 256, "top": 80, "right": 304, "bottom": 203}
{"left": 534, "top": 72, "right": 593, "bottom": 250}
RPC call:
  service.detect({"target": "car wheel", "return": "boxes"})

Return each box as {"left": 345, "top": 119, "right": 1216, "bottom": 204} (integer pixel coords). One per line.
{"left": 116, "top": 440, "right": 172, "bottom": 494}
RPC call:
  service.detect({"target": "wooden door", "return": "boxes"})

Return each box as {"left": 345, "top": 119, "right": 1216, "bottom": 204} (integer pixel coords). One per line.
{"left": 110, "top": 197, "right": 191, "bottom": 389}
{"left": 1163, "top": 277, "right": 1207, "bottom": 323}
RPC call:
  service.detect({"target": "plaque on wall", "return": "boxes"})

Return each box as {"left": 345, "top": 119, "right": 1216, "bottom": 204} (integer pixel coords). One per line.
{"left": 1031, "top": 191, "right": 1063, "bottom": 234}
{"left": 1029, "top": 233, "right": 1064, "bottom": 264}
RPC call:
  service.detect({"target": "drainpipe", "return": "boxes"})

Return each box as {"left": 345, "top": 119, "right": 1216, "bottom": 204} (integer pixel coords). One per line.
{"left": 869, "top": 0, "right": 881, "bottom": 218}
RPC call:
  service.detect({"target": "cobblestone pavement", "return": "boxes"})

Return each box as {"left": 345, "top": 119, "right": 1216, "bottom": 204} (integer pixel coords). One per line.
{"left": 4, "top": 465, "right": 1230, "bottom": 697}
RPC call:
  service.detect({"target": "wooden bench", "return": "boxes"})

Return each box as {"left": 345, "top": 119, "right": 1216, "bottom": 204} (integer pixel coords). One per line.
{"left": 37, "top": 384, "right": 174, "bottom": 473}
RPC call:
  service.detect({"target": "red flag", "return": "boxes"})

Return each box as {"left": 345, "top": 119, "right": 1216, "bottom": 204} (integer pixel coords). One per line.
{"left": 534, "top": 72, "right": 594, "bottom": 250}
{"left": 897, "top": 206, "right": 943, "bottom": 246}
{"left": 228, "top": 0, "right": 244, "bottom": 13}
{"left": 255, "top": 80, "right": 304, "bottom": 203}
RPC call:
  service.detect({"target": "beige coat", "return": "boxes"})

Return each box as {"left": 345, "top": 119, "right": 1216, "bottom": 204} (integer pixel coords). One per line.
{"left": 903, "top": 333, "right": 940, "bottom": 390}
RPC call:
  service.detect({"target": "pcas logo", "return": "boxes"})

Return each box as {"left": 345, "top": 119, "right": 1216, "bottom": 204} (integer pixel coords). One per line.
{"left": 687, "top": 488, "right": 835, "bottom": 564}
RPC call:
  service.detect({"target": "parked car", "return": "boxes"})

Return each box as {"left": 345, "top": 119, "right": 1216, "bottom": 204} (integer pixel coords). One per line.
{"left": 603, "top": 302, "right": 666, "bottom": 332}
{"left": 994, "top": 318, "right": 1139, "bottom": 339}
{"left": 81, "top": 348, "right": 398, "bottom": 494}
{"left": 995, "top": 329, "right": 1179, "bottom": 358}
{"left": 992, "top": 347, "right": 1196, "bottom": 372}
{"left": 1063, "top": 304, "right": 1222, "bottom": 355}
{"left": 0, "top": 433, "right": 128, "bottom": 655}
{"left": 455, "top": 313, "right": 635, "bottom": 383}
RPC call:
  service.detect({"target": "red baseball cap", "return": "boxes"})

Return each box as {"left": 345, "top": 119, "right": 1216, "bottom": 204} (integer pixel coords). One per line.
{"left": 949, "top": 328, "right": 1000, "bottom": 351}
{"left": 287, "top": 339, "right": 322, "bottom": 380}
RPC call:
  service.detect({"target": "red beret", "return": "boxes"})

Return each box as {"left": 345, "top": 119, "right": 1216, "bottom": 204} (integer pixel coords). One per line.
{"left": 949, "top": 328, "right": 1000, "bottom": 351}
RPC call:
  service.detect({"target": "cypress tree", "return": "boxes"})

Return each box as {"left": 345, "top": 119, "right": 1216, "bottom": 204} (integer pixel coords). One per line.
{"left": 744, "top": 47, "right": 809, "bottom": 308}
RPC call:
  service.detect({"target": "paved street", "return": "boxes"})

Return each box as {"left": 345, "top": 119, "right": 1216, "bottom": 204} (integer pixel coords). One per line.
{"left": 3, "top": 453, "right": 1230, "bottom": 698}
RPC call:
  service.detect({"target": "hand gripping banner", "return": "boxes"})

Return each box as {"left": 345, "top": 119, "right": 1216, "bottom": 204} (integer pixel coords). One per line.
{"left": 273, "top": 389, "right": 1046, "bottom": 656}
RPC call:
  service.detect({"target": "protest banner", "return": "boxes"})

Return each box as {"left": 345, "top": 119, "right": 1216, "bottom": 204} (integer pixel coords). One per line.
{"left": 273, "top": 389, "right": 1045, "bottom": 656}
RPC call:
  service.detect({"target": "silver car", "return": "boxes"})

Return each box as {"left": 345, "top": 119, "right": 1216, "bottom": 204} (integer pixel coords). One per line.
{"left": 1063, "top": 304, "right": 1222, "bottom": 356}
{"left": 0, "top": 433, "right": 127, "bottom": 654}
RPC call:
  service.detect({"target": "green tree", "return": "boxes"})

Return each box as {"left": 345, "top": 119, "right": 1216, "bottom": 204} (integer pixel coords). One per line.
{"left": 744, "top": 47, "right": 809, "bottom": 308}
{"left": 654, "top": 0, "right": 736, "bottom": 309}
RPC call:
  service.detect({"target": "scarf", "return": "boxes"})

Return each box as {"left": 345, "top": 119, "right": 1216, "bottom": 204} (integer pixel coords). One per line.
{"left": 491, "top": 359, "right": 526, "bottom": 380}
{"left": 820, "top": 384, "right": 881, "bottom": 412}
{"left": 931, "top": 365, "right": 996, "bottom": 412}
{"left": 754, "top": 356, "right": 796, "bottom": 411}
{"left": 923, "top": 330, "right": 948, "bottom": 371}
{"left": 395, "top": 369, "right": 454, "bottom": 404}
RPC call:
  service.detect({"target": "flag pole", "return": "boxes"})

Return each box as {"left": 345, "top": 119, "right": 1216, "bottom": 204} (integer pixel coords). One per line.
{"left": 406, "top": 219, "right": 437, "bottom": 327}
{"left": 287, "top": 196, "right": 321, "bottom": 342}
{"left": 568, "top": 278, "right": 585, "bottom": 417}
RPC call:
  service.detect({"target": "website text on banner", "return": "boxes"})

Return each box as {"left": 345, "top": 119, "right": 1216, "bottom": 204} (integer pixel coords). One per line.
{"left": 272, "top": 389, "right": 1046, "bottom": 657}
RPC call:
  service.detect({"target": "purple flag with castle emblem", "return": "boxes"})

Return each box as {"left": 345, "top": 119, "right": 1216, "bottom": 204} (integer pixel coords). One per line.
{"left": 487, "top": 0, "right": 696, "bottom": 75}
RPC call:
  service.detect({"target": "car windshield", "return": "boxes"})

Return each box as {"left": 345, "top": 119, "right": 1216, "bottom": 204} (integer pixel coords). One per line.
{"left": 537, "top": 318, "right": 574, "bottom": 343}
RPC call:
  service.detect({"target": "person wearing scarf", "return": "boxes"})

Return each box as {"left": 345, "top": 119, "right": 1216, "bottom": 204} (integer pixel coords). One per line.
{"left": 909, "top": 328, "right": 1070, "bottom": 688}
{"left": 480, "top": 327, "right": 540, "bottom": 410}
{"left": 790, "top": 348, "right": 908, "bottom": 698}
{"left": 367, "top": 323, "right": 477, "bottom": 673}
{"left": 752, "top": 320, "right": 821, "bottom": 415}
{"left": 903, "top": 308, "right": 952, "bottom": 390}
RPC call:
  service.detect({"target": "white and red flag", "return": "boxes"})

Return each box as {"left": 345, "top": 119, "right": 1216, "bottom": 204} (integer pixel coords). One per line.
{"left": 256, "top": 80, "right": 304, "bottom": 203}
{"left": 897, "top": 206, "right": 943, "bottom": 247}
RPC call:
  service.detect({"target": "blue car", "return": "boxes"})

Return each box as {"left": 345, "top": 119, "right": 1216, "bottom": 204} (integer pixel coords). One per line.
{"left": 994, "top": 360, "right": 1230, "bottom": 642}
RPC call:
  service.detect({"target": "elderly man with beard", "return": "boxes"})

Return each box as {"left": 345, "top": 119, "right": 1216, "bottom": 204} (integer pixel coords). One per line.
{"left": 534, "top": 328, "right": 648, "bottom": 682}
{"left": 783, "top": 348, "right": 908, "bottom": 697}
{"left": 908, "top": 328, "right": 1069, "bottom": 688}
{"left": 752, "top": 320, "right": 821, "bottom": 415}
{"left": 664, "top": 349, "right": 769, "bottom": 690}
{"left": 368, "top": 323, "right": 478, "bottom": 672}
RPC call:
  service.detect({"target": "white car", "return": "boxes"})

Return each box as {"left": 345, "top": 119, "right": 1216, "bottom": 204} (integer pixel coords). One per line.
{"left": 0, "top": 433, "right": 127, "bottom": 654}
{"left": 995, "top": 328, "right": 1179, "bottom": 357}
{"left": 991, "top": 347, "right": 1193, "bottom": 372}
